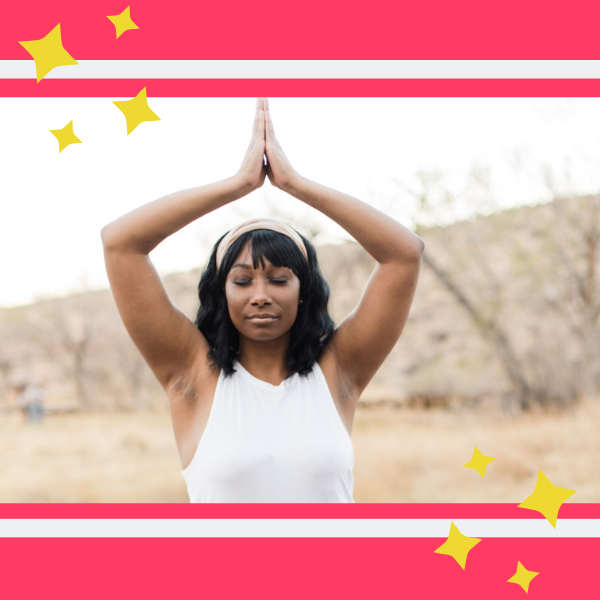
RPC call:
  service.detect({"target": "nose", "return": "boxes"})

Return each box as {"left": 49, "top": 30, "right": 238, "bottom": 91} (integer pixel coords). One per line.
{"left": 250, "top": 279, "right": 272, "bottom": 306}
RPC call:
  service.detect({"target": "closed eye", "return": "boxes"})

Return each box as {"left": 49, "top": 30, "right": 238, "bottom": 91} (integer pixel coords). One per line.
{"left": 233, "top": 279, "right": 288, "bottom": 285}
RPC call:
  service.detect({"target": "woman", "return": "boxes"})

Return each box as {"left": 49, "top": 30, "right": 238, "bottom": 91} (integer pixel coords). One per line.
{"left": 101, "top": 98, "right": 425, "bottom": 502}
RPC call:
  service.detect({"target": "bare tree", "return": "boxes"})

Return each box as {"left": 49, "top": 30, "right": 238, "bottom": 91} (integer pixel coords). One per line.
{"left": 538, "top": 190, "right": 600, "bottom": 400}
{"left": 400, "top": 166, "right": 541, "bottom": 408}
{"left": 397, "top": 163, "right": 593, "bottom": 410}
{"left": 24, "top": 292, "right": 105, "bottom": 409}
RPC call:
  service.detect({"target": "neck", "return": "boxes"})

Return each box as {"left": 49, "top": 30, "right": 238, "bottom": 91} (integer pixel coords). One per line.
{"left": 237, "top": 335, "right": 290, "bottom": 379}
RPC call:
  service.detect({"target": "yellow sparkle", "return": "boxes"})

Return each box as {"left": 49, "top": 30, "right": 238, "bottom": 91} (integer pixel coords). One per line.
{"left": 433, "top": 521, "right": 482, "bottom": 570}
{"left": 113, "top": 87, "right": 161, "bottom": 135}
{"left": 49, "top": 120, "right": 82, "bottom": 153}
{"left": 107, "top": 6, "right": 140, "bottom": 39}
{"left": 463, "top": 446, "right": 495, "bottom": 478}
{"left": 518, "top": 469, "right": 576, "bottom": 528}
{"left": 19, "top": 23, "right": 79, "bottom": 83}
{"left": 507, "top": 561, "right": 539, "bottom": 594}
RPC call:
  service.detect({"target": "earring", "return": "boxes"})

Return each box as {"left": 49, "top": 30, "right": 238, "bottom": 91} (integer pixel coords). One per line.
{"left": 299, "top": 299, "right": 303, "bottom": 304}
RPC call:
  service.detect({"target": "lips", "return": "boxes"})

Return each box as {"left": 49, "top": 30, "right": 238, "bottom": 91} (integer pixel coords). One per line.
{"left": 248, "top": 314, "right": 277, "bottom": 322}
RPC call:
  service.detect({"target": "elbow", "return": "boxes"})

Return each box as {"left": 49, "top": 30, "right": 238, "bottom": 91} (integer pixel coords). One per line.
{"left": 100, "top": 224, "right": 115, "bottom": 249}
{"left": 100, "top": 223, "right": 125, "bottom": 252}
{"left": 100, "top": 224, "right": 110, "bottom": 243}
{"left": 101, "top": 223, "right": 152, "bottom": 255}
{"left": 414, "top": 235, "right": 425, "bottom": 256}
{"left": 406, "top": 236, "right": 425, "bottom": 262}
{"left": 386, "top": 240, "right": 424, "bottom": 266}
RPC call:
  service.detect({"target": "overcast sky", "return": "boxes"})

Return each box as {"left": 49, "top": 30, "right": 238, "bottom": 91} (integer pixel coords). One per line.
{"left": 2, "top": 97, "right": 600, "bottom": 307}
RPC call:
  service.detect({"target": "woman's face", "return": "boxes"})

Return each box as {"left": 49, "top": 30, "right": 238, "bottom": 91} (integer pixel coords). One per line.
{"left": 224, "top": 241, "right": 301, "bottom": 341}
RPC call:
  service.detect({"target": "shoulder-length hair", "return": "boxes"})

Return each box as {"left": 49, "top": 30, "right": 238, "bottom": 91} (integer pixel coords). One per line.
{"left": 195, "top": 227, "right": 336, "bottom": 381}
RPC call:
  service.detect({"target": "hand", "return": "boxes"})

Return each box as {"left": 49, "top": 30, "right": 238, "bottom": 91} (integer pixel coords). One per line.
{"left": 263, "top": 98, "right": 299, "bottom": 191}
{"left": 235, "top": 98, "right": 267, "bottom": 192}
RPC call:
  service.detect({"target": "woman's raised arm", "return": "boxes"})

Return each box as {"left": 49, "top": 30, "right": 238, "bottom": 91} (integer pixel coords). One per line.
{"left": 263, "top": 99, "right": 425, "bottom": 396}
{"left": 101, "top": 100, "right": 267, "bottom": 254}
{"left": 101, "top": 101, "right": 267, "bottom": 391}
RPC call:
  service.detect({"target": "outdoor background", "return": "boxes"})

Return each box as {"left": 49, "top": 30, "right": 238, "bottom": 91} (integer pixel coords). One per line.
{"left": 1, "top": 97, "right": 599, "bottom": 502}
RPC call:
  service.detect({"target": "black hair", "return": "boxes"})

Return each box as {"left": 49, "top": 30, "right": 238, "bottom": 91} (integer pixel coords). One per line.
{"left": 195, "top": 227, "right": 336, "bottom": 380}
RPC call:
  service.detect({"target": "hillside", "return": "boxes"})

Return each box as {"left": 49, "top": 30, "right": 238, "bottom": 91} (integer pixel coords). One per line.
{"left": 2, "top": 194, "right": 598, "bottom": 410}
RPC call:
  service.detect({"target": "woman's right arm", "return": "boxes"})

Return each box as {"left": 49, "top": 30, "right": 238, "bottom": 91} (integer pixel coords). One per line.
{"left": 101, "top": 101, "right": 267, "bottom": 391}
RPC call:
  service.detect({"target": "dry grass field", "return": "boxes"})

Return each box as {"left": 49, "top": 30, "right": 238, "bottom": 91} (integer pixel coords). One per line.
{"left": 1, "top": 399, "right": 599, "bottom": 503}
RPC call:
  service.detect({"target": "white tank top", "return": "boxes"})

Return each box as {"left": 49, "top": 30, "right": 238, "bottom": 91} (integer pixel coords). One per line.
{"left": 181, "top": 358, "right": 355, "bottom": 503}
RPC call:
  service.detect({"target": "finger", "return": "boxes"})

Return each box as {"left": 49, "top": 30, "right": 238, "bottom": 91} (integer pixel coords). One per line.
{"left": 257, "top": 109, "right": 265, "bottom": 140}
{"left": 264, "top": 98, "right": 270, "bottom": 112}
{"left": 254, "top": 99, "right": 260, "bottom": 124}
{"left": 253, "top": 103, "right": 264, "bottom": 137}
{"left": 266, "top": 109, "right": 276, "bottom": 141}
{"left": 264, "top": 109, "right": 271, "bottom": 140}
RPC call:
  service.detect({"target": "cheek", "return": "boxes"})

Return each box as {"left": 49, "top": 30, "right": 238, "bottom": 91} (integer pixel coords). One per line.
{"left": 224, "top": 287, "right": 243, "bottom": 311}
{"left": 228, "top": 294, "right": 244, "bottom": 310}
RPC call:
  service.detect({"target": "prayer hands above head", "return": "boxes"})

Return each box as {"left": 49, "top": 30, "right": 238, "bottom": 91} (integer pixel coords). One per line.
{"left": 236, "top": 98, "right": 268, "bottom": 192}
{"left": 263, "top": 98, "right": 299, "bottom": 191}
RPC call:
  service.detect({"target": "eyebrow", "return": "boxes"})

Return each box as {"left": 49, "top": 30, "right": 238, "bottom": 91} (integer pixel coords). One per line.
{"left": 231, "top": 263, "right": 289, "bottom": 270}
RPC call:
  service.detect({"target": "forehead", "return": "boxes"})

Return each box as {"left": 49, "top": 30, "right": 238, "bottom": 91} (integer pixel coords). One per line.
{"left": 229, "top": 241, "right": 290, "bottom": 272}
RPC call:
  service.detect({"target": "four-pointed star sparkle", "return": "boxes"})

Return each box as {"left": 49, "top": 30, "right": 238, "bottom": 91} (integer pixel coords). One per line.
{"left": 518, "top": 469, "right": 576, "bottom": 528}
{"left": 107, "top": 6, "right": 140, "bottom": 39}
{"left": 434, "top": 521, "right": 482, "bottom": 569}
{"left": 19, "top": 23, "right": 79, "bottom": 83}
{"left": 49, "top": 120, "right": 82, "bottom": 153}
{"left": 463, "top": 446, "right": 495, "bottom": 478}
{"left": 507, "top": 561, "right": 539, "bottom": 593}
{"left": 113, "top": 87, "right": 161, "bottom": 135}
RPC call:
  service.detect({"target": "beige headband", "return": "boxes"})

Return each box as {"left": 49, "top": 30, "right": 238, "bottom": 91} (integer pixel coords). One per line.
{"left": 216, "top": 218, "right": 308, "bottom": 271}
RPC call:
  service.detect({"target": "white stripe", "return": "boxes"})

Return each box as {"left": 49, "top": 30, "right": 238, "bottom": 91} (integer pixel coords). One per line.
{"left": 3, "top": 60, "right": 600, "bottom": 79}
{"left": 1, "top": 519, "right": 599, "bottom": 538}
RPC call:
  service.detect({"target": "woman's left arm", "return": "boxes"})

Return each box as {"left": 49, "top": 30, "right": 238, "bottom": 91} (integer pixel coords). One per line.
{"left": 286, "top": 175, "right": 425, "bottom": 394}
{"left": 285, "top": 175, "right": 425, "bottom": 263}
{"left": 264, "top": 101, "right": 424, "bottom": 394}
